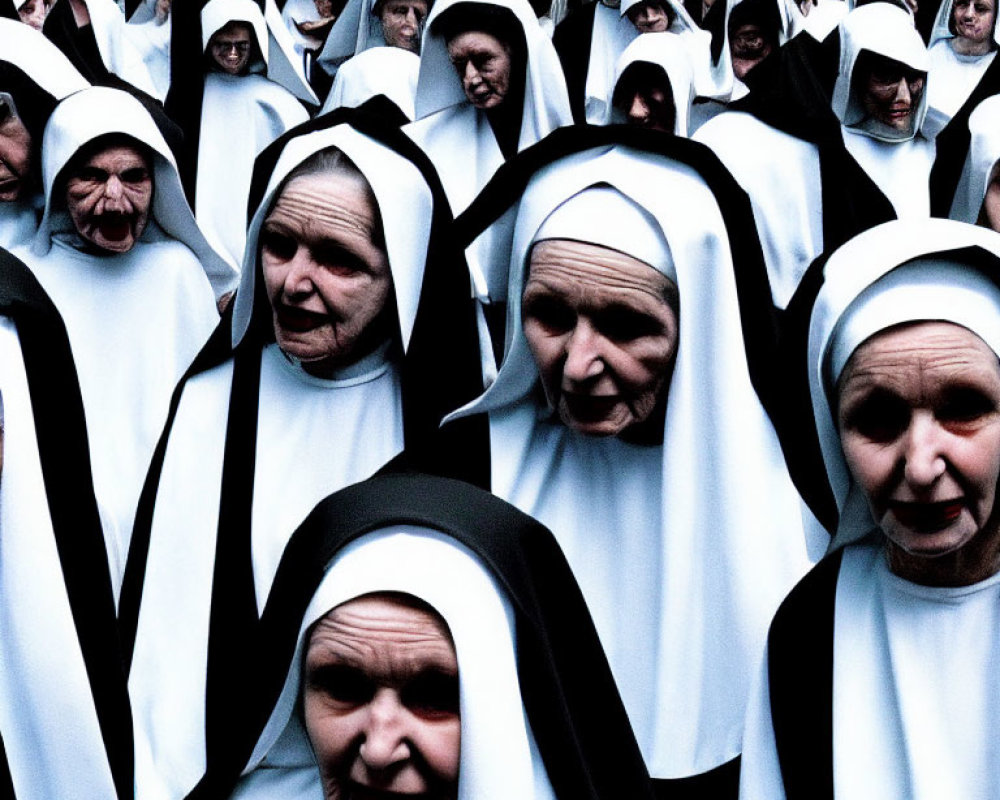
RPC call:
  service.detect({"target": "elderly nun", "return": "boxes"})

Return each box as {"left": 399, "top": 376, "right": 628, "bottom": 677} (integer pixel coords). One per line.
{"left": 13, "top": 85, "right": 234, "bottom": 596}
{"left": 444, "top": 127, "right": 825, "bottom": 795}
{"left": 185, "top": 472, "right": 657, "bottom": 800}
{"left": 121, "top": 113, "right": 484, "bottom": 800}
{"left": 0, "top": 18, "right": 88, "bottom": 250}
{"left": 0, "top": 247, "right": 133, "bottom": 800}
{"left": 926, "top": 0, "right": 999, "bottom": 125}
{"left": 741, "top": 218, "right": 1000, "bottom": 800}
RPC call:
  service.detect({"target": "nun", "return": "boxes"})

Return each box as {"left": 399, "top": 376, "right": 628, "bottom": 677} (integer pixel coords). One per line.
{"left": 127, "top": 0, "right": 172, "bottom": 101}
{"left": 445, "top": 127, "right": 825, "bottom": 795}
{"left": 926, "top": 0, "right": 998, "bottom": 126}
{"left": 167, "top": 472, "right": 656, "bottom": 800}
{"left": 694, "top": 3, "right": 929, "bottom": 308}
{"left": 14, "top": 0, "right": 50, "bottom": 28}
{"left": 948, "top": 93, "right": 1000, "bottom": 227}
{"left": 0, "top": 18, "right": 88, "bottom": 251}
{"left": 14, "top": 85, "right": 234, "bottom": 595}
{"left": 316, "top": 0, "right": 428, "bottom": 73}
{"left": 740, "top": 218, "right": 1000, "bottom": 800}
{"left": 42, "top": 0, "right": 157, "bottom": 94}
{"left": 606, "top": 30, "right": 696, "bottom": 134}
{"left": 122, "top": 113, "right": 484, "bottom": 800}
{"left": 0, "top": 246, "right": 132, "bottom": 800}
{"left": 317, "top": 45, "right": 420, "bottom": 121}
{"left": 189, "top": 0, "right": 314, "bottom": 271}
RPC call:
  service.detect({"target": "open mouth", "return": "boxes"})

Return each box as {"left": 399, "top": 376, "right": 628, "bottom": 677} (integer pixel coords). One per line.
{"left": 275, "top": 303, "right": 328, "bottom": 333}
{"left": 94, "top": 215, "right": 132, "bottom": 242}
{"left": 890, "top": 499, "right": 964, "bottom": 533}
{"left": 561, "top": 393, "right": 620, "bottom": 422}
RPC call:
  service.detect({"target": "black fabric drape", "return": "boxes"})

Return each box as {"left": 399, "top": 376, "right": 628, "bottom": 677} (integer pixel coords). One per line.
{"left": 552, "top": 1, "right": 597, "bottom": 123}
{"left": 0, "top": 248, "right": 133, "bottom": 800}
{"left": 184, "top": 471, "right": 659, "bottom": 800}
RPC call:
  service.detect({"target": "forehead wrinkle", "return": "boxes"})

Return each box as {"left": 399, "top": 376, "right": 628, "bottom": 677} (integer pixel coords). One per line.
{"left": 269, "top": 183, "right": 377, "bottom": 242}
{"left": 527, "top": 240, "right": 672, "bottom": 303}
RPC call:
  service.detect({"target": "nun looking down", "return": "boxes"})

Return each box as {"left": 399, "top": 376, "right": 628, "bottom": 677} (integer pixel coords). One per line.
{"left": 741, "top": 218, "right": 1000, "bottom": 800}
{"left": 444, "top": 131, "right": 825, "bottom": 794}
{"left": 123, "top": 115, "right": 484, "bottom": 800}
{"left": 12, "top": 85, "right": 232, "bottom": 596}
{"left": 212, "top": 472, "right": 655, "bottom": 800}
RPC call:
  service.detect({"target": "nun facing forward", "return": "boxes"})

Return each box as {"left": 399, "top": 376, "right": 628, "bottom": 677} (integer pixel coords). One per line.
{"left": 124, "top": 116, "right": 483, "bottom": 800}
{"left": 211, "top": 473, "right": 655, "bottom": 800}
{"left": 927, "top": 0, "right": 998, "bottom": 123}
{"left": 741, "top": 218, "right": 1000, "bottom": 800}
{"left": 446, "top": 136, "right": 824, "bottom": 793}
{"left": 17, "top": 85, "right": 231, "bottom": 594}
{"left": 832, "top": 3, "right": 935, "bottom": 216}
{"left": 404, "top": 0, "right": 573, "bottom": 218}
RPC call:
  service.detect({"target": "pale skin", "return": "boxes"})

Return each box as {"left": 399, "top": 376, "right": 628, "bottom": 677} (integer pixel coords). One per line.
{"left": 951, "top": 0, "right": 996, "bottom": 55}
{"left": 17, "top": 0, "right": 52, "bottom": 30}
{"left": 378, "top": 0, "right": 428, "bottom": 53}
{"left": 208, "top": 22, "right": 254, "bottom": 75}
{"left": 64, "top": 144, "right": 153, "bottom": 254}
{"left": 522, "top": 239, "right": 679, "bottom": 438}
{"left": 446, "top": 31, "right": 512, "bottom": 110}
{"left": 837, "top": 321, "right": 1000, "bottom": 587}
{"left": 303, "top": 594, "right": 460, "bottom": 800}
{"left": 261, "top": 173, "right": 393, "bottom": 378}
{"left": 0, "top": 101, "right": 31, "bottom": 203}
{"left": 730, "top": 23, "right": 773, "bottom": 81}
{"left": 981, "top": 164, "right": 1000, "bottom": 232}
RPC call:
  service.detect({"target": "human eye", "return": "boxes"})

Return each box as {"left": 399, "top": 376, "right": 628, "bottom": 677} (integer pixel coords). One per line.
{"left": 306, "top": 664, "right": 375, "bottom": 707}
{"left": 77, "top": 167, "right": 109, "bottom": 183}
{"left": 840, "top": 390, "right": 909, "bottom": 443}
{"left": 260, "top": 227, "right": 298, "bottom": 261}
{"left": 938, "top": 387, "right": 998, "bottom": 427}
{"left": 312, "top": 242, "right": 367, "bottom": 275}
{"left": 120, "top": 167, "right": 149, "bottom": 183}
{"left": 523, "top": 293, "right": 574, "bottom": 334}
{"left": 402, "top": 669, "right": 459, "bottom": 719}
{"left": 596, "top": 306, "right": 664, "bottom": 342}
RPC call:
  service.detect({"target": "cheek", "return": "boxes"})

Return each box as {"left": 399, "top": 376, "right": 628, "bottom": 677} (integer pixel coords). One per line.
{"left": 303, "top": 700, "right": 356, "bottom": 771}
{"left": 421, "top": 719, "right": 461, "bottom": 784}
{"left": 522, "top": 322, "right": 564, "bottom": 390}
{"left": 984, "top": 184, "right": 1000, "bottom": 232}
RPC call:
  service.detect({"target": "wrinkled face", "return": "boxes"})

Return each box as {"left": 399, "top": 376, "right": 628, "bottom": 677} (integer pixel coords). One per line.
{"left": 522, "top": 239, "right": 679, "bottom": 437}
{"left": 953, "top": 0, "right": 996, "bottom": 44}
{"left": 0, "top": 95, "right": 32, "bottom": 203}
{"left": 315, "top": 0, "right": 334, "bottom": 17}
{"left": 65, "top": 143, "right": 153, "bottom": 253}
{"left": 837, "top": 321, "right": 1000, "bottom": 584}
{"left": 378, "top": 0, "right": 428, "bottom": 52}
{"left": 446, "top": 31, "right": 512, "bottom": 110}
{"left": 860, "top": 58, "right": 925, "bottom": 132}
{"left": 17, "top": 0, "right": 51, "bottom": 29}
{"left": 730, "top": 23, "right": 773, "bottom": 81}
{"left": 261, "top": 172, "right": 393, "bottom": 376}
{"left": 626, "top": 0, "right": 671, "bottom": 32}
{"left": 209, "top": 22, "right": 254, "bottom": 75}
{"left": 303, "top": 594, "right": 461, "bottom": 800}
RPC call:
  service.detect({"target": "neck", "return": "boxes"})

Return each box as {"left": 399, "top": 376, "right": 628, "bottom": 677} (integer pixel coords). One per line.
{"left": 951, "top": 35, "right": 993, "bottom": 56}
{"left": 884, "top": 532, "right": 1000, "bottom": 587}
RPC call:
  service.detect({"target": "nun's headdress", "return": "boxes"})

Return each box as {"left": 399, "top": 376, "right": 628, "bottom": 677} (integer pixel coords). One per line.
{"left": 194, "top": 472, "right": 657, "bottom": 800}
{"left": 950, "top": 93, "right": 1000, "bottom": 223}
{"left": 929, "top": 0, "right": 1000, "bottom": 48}
{"left": 33, "top": 86, "right": 237, "bottom": 297}
{"left": 831, "top": 3, "right": 929, "bottom": 140}
{"left": 805, "top": 218, "right": 1000, "bottom": 551}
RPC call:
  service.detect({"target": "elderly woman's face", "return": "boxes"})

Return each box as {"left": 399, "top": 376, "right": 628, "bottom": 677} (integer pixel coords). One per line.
{"left": 859, "top": 58, "right": 925, "bottom": 132}
{"left": 378, "top": 0, "right": 428, "bottom": 52}
{"left": 446, "top": 31, "right": 512, "bottom": 110}
{"left": 261, "top": 172, "right": 393, "bottom": 376}
{"left": 0, "top": 95, "right": 31, "bottom": 203}
{"left": 837, "top": 321, "right": 1000, "bottom": 583}
{"left": 522, "top": 239, "right": 679, "bottom": 437}
{"left": 65, "top": 142, "right": 153, "bottom": 253}
{"left": 953, "top": 0, "right": 996, "bottom": 45}
{"left": 303, "top": 594, "right": 461, "bottom": 800}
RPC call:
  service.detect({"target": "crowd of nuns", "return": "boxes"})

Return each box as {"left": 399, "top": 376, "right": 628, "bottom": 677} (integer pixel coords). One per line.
{"left": 8, "top": 0, "right": 1000, "bottom": 794}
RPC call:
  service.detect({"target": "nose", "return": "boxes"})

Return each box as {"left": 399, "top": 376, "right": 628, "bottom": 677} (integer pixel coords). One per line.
{"left": 894, "top": 79, "right": 911, "bottom": 104}
{"left": 359, "top": 690, "right": 410, "bottom": 771}
{"left": 627, "top": 93, "right": 650, "bottom": 123}
{"left": 902, "top": 413, "right": 947, "bottom": 488}
{"left": 283, "top": 249, "right": 317, "bottom": 298}
{"left": 404, "top": 7, "right": 418, "bottom": 27}
{"left": 463, "top": 61, "right": 481, "bottom": 86}
{"left": 562, "top": 321, "right": 605, "bottom": 385}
